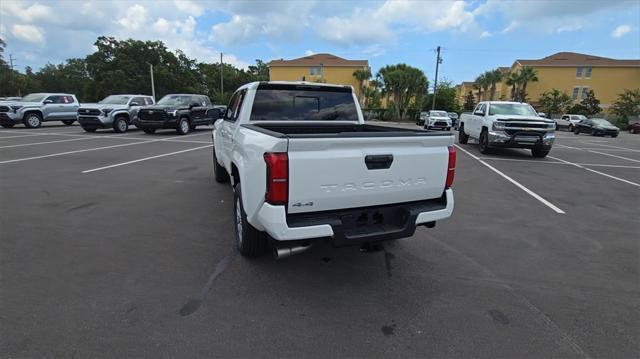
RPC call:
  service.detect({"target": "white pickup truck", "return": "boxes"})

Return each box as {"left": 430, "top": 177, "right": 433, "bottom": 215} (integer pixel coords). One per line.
{"left": 212, "top": 82, "right": 456, "bottom": 258}
{"left": 458, "top": 101, "right": 556, "bottom": 158}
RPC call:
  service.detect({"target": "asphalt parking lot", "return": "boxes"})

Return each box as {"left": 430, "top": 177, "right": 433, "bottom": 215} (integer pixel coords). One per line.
{"left": 1, "top": 123, "right": 638, "bottom": 358}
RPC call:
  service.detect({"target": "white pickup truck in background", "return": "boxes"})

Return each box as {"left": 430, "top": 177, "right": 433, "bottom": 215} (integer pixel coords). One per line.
{"left": 212, "top": 82, "right": 456, "bottom": 259}
{"left": 458, "top": 101, "right": 556, "bottom": 158}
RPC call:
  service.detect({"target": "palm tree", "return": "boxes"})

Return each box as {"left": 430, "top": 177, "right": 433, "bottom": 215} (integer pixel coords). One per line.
{"left": 473, "top": 74, "right": 486, "bottom": 102}
{"left": 517, "top": 66, "right": 538, "bottom": 102}
{"left": 505, "top": 71, "right": 519, "bottom": 101}
{"left": 485, "top": 69, "right": 503, "bottom": 101}
{"left": 353, "top": 68, "right": 372, "bottom": 107}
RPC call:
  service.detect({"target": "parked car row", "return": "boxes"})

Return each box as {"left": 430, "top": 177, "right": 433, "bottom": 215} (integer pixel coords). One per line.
{"left": 0, "top": 93, "right": 226, "bottom": 135}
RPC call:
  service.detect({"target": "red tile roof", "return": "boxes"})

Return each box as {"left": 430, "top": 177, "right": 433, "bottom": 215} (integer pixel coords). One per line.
{"left": 516, "top": 52, "right": 640, "bottom": 67}
{"left": 268, "top": 53, "right": 369, "bottom": 67}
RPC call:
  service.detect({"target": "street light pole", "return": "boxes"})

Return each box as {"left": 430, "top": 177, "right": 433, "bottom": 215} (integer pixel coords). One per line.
{"left": 148, "top": 63, "right": 156, "bottom": 101}
{"left": 431, "top": 46, "right": 442, "bottom": 111}
{"left": 220, "top": 52, "right": 224, "bottom": 103}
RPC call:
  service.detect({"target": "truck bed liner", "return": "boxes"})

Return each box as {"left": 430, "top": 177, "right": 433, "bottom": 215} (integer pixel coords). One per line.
{"left": 243, "top": 123, "right": 451, "bottom": 138}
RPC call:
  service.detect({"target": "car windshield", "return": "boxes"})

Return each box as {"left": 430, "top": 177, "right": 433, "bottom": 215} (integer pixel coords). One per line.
{"left": 448, "top": 113, "right": 458, "bottom": 118}
{"left": 157, "top": 95, "right": 192, "bottom": 106}
{"left": 99, "top": 95, "right": 131, "bottom": 105}
{"left": 430, "top": 111, "right": 448, "bottom": 117}
{"left": 592, "top": 119, "right": 613, "bottom": 126}
{"left": 20, "top": 94, "right": 46, "bottom": 102}
{"left": 575, "top": 115, "right": 587, "bottom": 120}
{"left": 250, "top": 86, "right": 358, "bottom": 121}
{"left": 489, "top": 103, "right": 538, "bottom": 116}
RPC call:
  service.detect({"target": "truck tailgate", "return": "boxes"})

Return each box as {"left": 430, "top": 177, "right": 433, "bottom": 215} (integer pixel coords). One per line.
{"left": 287, "top": 135, "right": 453, "bottom": 214}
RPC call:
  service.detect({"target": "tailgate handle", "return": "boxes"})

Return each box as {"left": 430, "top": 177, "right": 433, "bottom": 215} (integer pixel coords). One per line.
{"left": 365, "top": 154, "right": 393, "bottom": 170}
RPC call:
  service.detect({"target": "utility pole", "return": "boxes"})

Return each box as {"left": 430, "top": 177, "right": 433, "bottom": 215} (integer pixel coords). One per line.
{"left": 9, "top": 54, "right": 20, "bottom": 96}
{"left": 431, "top": 46, "right": 442, "bottom": 110}
{"left": 148, "top": 63, "right": 156, "bottom": 101}
{"left": 9, "top": 54, "right": 15, "bottom": 70}
{"left": 220, "top": 52, "right": 224, "bottom": 103}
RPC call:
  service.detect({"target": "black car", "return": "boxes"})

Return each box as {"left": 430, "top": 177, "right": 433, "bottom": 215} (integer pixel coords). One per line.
{"left": 137, "top": 94, "right": 223, "bottom": 135}
{"left": 573, "top": 118, "right": 619, "bottom": 137}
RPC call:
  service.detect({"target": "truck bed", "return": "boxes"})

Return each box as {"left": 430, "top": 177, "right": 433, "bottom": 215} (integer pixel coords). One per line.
{"left": 243, "top": 123, "right": 451, "bottom": 138}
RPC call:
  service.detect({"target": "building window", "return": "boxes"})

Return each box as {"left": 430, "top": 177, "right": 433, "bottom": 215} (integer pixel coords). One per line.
{"left": 309, "top": 67, "right": 315, "bottom": 75}
{"left": 317, "top": 66, "right": 322, "bottom": 76}
{"left": 572, "top": 87, "right": 580, "bottom": 99}
{"left": 585, "top": 67, "right": 592, "bottom": 78}
{"left": 576, "top": 67, "right": 583, "bottom": 78}
{"left": 581, "top": 87, "right": 590, "bottom": 99}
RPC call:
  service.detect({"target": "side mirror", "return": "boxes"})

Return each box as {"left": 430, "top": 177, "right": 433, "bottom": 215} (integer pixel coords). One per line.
{"left": 189, "top": 102, "right": 200, "bottom": 109}
{"left": 43, "top": 99, "right": 53, "bottom": 104}
{"left": 474, "top": 111, "right": 484, "bottom": 116}
{"left": 130, "top": 101, "right": 140, "bottom": 106}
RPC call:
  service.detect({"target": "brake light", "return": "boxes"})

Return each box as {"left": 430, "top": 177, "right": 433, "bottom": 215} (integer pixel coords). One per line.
{"left": 445, "top": 146, "right": 456, "bottom": 189}
{"left": 264, "top": 152, "right": 288, "bottom": 205}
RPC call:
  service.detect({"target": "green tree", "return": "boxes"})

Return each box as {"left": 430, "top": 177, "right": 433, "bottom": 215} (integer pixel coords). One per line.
{"left": 538, "top": 89, "right": 572, "bottom": 117}
{"left": 580, "top": 90, "right": 602, "bottom": 116}
{"left": 505, "top": 71, "right": 519, "bottom": 101}
{"left": 485, "top": 69, "right": 503, "bottom": 100}
{"left": 424, "top": 80, "right": 460, "bottom": 112}
{"left": 473, "top": 73, "right": 488, "bottom": 101}
{"left": 376, "top": 64, "right": 428, "bottom": 120}
{"left": 248, "top": 59, "right": 269, "bottom": 81}
{"left": 610, "top": 89, "right": 640, "bottom": 122}
{"left": 463, "top": 91, "right": 475, "bottom": 111}
{"left": 352, "top": 68, "right": 372, "bottom": 107}
{"left": 516, "top": 66, "right": 538, "bottom": 102}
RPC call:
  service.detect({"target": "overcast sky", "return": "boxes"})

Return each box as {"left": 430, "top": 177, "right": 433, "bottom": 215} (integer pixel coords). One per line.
{"left": 1, "top": 0, "right": 639, "bottom": 84}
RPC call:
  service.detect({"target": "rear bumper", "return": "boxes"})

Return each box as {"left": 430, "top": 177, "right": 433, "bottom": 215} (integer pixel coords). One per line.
{"left": 255, "top": 189, "right": 454, "bottom": 245}
{"left": 488, "top": 130, "right": 555, "bottom": 149}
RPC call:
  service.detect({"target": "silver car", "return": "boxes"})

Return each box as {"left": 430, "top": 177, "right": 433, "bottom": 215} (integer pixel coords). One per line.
{"left": 555, "top": 114, "right": 587, "bottom": 131}
{"left": 77, "top": 95, "right": 155, "bottom": 133}
{"left": 0, "top": 93, "right": 79, "bottom": 128}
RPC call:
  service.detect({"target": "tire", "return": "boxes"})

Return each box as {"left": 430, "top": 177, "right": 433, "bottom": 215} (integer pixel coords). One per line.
{"left": 573, "top": 127, "right": 580, "bottom": 135}
{"left": 458, "top": 124, "right": 469, "bottom": 144}
{"left": 112, "top": 116, "right": 128, "bottom": 133}
{"left": 446, "top": 127, "right": 451, "bottom": 131}
{"left": 590, "top": 128, "right": 597, "bottom": 136}
{"left": 234, "top": 184, "right": 268, "bottom": 257}
{"left": 479, "top": 129, "right": 490, "bottom": 154}
{"left": 568, "top": 124, "right": 574, "bottom": 132}
{"left": 532, "top": 148, "right": 550, "bottom": 158}
{"left": 83, "top": 127, "right": 97, "bottom": 133}
{"left": 23, "top": 112, "right": 42, "bottom": 128}
{"left": 62, "top": 120, "right": 75, "bottom": 126}
{"left": 612, "top": 134, "right": 618, "bottom": 138}
{"left": 213, "top": 150, "right": 229, "bottom": 183}
{"left": 1, "top": 123, "right": 15, "bottom": 128}
{"left": 177, "top": 117, "right": 190, "bottom": 135}
{"left": 143, "top": 128, "right": 156, "bottom": 134}
{"left": 190, "top": 124, "right": 197, "bottom": 130}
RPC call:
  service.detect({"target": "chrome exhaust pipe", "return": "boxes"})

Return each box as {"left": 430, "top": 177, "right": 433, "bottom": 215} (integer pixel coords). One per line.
{"left": 274, "top": 244, "right": 312, "bottom": 259}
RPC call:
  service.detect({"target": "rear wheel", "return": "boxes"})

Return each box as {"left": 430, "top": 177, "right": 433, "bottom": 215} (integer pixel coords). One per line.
{"left": 573, "top": 127, "right": 580, "bottom": 135}
{"left": 213, "top": 150, "right": 229, "bottom": 183}
{"left": 143, "top": 128, "right": 156, "bottom": 134}
{"left": 234, "top": 184, "right": 268, "bottom": 257}
{"left": 62, "top": 120, "right": 75, "bottom": 126}
{"left": 83, "top": 127, "right": 97, "bottom": 133}
{"left": 177, "top": 117, "right": 190, "bottom": 135}
{"left": 113, "top": 116, "right": 128, "bottom": 133}
{"left": 23, "top": 113, "right": 42, "bottom": 128}
{"left": 479, "top": 129, "right": 490, "bottom": 154}
{"left": 568, "top": 124, "right": 574, "bottom": 132}
{"left": 532, "top": 148, "right": 549, "bottom": 158}
{"left": 458, "top": 124, "right": 469, "bottom": 144}
{"left": 1, "top": 123, "right": 15, "bottom": 128}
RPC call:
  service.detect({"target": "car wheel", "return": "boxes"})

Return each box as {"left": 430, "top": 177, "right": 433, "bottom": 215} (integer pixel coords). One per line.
{"left": 458, "top": 124, "right": 469, "bottom": 144}
{"left": 446, "top": 127, "right": 451, "bottom": 131}
{"left": 590, "top": 128, "right": 597, "bottom": 136}
{"left": 62, "top": 120, "right": 75, "bottom": 126}
{"left": 213, "top": 150, "right": 230, "bottom": 183}
{"left": 479, "top": 129, "right": 490, "bottom": 154}
{"left": 83, "top": 127, "right": 97, "bottom": 133}
{"left": 190, "top": 124, "right": 197, "bottom": 131}
{"left": 1, "top": 123, "right": 15, "bottom": 128}
{"left": 143, "top": 128, "right": 156, "bottom": 134}
{"left": 234, "top": 183, "right": 268, "bottom": 257}
{"left": 568, "top": 124, "right": 574, "bottom": 132}
{"left": 573, "top": 127, "right": 580, "bottom": 135}
{"left": 177, "top": 117, "right": 190, "bottom": 135}
{"left": 532, "top": 147, "right": 549, "bottom": 158}
{"left": 23, "top": 113, "right": 42, "bottom": 128}
{"left": 612, "top": 133, "right": 618, "bottom": 138}
{"left": 113, "top": 116, "right": 128, "bottom": 133}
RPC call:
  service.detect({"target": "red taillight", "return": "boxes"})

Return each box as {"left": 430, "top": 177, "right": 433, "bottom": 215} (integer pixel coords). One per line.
{"left": 445, "top": 146, "right": 456, "bottom": 189}
{"left": 264, "top": 152, "right": 288, "bottom": 205}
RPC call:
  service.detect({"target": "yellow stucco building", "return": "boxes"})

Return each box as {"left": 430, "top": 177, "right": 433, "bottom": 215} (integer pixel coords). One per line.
{"left": 457, "top": 52, "right": 640, "bottom": 111}
{"left": 268, "top": 53, "right": 370, "bottom": 99}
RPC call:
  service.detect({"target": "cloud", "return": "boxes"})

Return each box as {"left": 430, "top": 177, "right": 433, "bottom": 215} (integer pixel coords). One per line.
{"left": 557, "top": 24, "right": 583, "bottom": 33}
{"left": 116, "top": 4, "right": 148, "bottom": 31}
{"left": 10, "top": 24, "right": 44, "bottom": 44}
{"left": 612, "top": 24, "right": 632, "bottom": 38}
{"left": 304, "top": 50, "right": 314, "bottom": 56}
{"left": 480, "top": 31, "right": 492, "bottom": 38}
{"left": 2, "top": 2, "right": 52, "bottom": 23}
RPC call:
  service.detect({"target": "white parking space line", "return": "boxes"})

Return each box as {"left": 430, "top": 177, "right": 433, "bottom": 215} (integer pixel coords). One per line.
{"left": 583, "top": 142, "right": 640, "bottom": 153}
{"left": 0, "top": 133, "right": 204, "bottom": 165}
{"left": 0, "top": 133, "right": 48, "bottom": 139}
{"left": 555, "top": 144, "right": 640, "bottom": 163}
{"left": 82, "top": 145, "right": 213, "bottom": 173}
{"left": 548, "top": 156, "right": 640, "bottom": 188}
{"left": 0, "top": 137, "right": 95, "bottom": 149}
{"left": 476, "top": 157, "right": 640, "bottom": 169}
{"left": 0, "top": 131, "right": 211, "bottom": 144}
{"left": 454, "top": 145, "right": 566, "bottom": 214}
